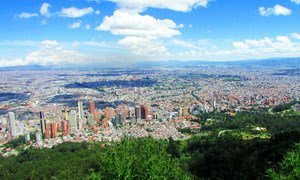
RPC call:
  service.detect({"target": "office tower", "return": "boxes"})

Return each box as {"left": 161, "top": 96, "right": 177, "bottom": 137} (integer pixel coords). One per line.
{"left": 50, "top": 123, "right": 58, "bottom": 138}
{"left": 8, "top": 112, "right": 16, "bottom": 137}
{"left": 78, "top": 101, "right": 84, "bottom": 120}
{"left": 135, "top": 106, "right": 141, "bottom": 120}
{"left": 140, "top": 105, "right": 150, "bottom": 120}
{"left": 40, "top": 111, "right": 46, "bottom": 133}
{"left": 88, "top": 113, "right": 95, "bottom": 126}
{"left": 89, "top": 100, "right": 96, "bottom": 120}
{"left": 35, "top": 132, "right": 43, "bottom": 146}
{"left": 69, "top": 110, "right": 77, "bottom": 129}
{"left": 25, "top": 132, "right": 30, "bottom": 142}
{"left": 61, "top": 120, "right": 68, "bottom": 131}
{"left": 112, "top": 114, "right": 121, "bottom": 127}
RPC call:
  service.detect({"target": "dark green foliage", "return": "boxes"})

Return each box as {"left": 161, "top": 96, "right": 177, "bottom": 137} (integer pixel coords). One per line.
{"left": 200, "top": 111, "right": 300, "bottom": 135}
{"left": 4, "top": 135, "right": 25, "bottom": 149}
{"left": 185, "top": 130, "right": 300, "bottom": 179}
{"left": 273, "top": 100, "right": 299, "bottom": 112}
{"left": 0, "top": 110, "right": 299, "bottom": 179}
{"left": 0, "top": 138, "right": 190, "bottom": 180}
{"left": 167, "top": 137, "right": 180, "bottom": 158}
{"left": 267, "top": 143, "right": 300, "bottom": 179}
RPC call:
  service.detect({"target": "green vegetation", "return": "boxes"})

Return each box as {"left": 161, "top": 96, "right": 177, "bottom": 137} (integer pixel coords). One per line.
{"left": 0, "top": 138, "right": 190, "bottom": 180}
{"left": 267, "top": 143, "right": 300, "bottom": 179}
{"left": 272, "top": 100, "right": 299, "bottom": 113}
{"left": 0, "top": 109, "right": 299, "bottom": 179}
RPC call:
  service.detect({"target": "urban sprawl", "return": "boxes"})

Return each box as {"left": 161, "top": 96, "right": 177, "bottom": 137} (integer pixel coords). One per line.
{"left": 0, "top": 66, "right": 299, "bottom": 156}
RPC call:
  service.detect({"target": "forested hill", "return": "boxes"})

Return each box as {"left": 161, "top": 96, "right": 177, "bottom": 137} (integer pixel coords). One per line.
{"left": 0, "top": 109, "right": 300, "bottom": 179}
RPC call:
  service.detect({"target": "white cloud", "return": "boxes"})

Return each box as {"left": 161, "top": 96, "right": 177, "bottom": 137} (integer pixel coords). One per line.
{"left": 118, "top": 36, "right": 166, "bottom": 55}
{"left": 95, "top": 10, "right": 101, "bottom": 15}
{"left": 108, "top": 0, "right": 209, "bottom": 12}
{"left": 0, "top": 40, "right": 86, "bottom": 67}
{"left": 291, "top": 33, "right": 300, "bottom": 40}
{"left": 25, "top": 40, "right": 86, "bottom": 65}
{"left": 97, "top": 10, "right": 180, "bottom": 39}
{"left": 85, "top": 24, "right": 91, "bottom": 30}
{"left": 172, "top": 39, "right": 200, "bottom": 49}
{"left": 259, "top": 4, "right": 291, "bottom": 16}
{"left": 96, "top": 10, "right": 181, "bottom": 55}
{"left": 61, "top": 7, "right": 94, "bottom": 18}
{"left": 291, "top": 0, "right": 300, "bottom": 4}
{"left": 40, "top": 3, "right": 51, "bottom": 17}
{"left": 68, "top": 21, "right": 81, "bottom": 29}
{"left": 0, "top": 58, "right": 28, "bottom": 67}
{"left": 18, "top": 12, "right": 38, "bottom": 19}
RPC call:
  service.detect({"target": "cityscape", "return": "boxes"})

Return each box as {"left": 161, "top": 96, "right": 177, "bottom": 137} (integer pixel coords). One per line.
{"left": 0, "top": 0, "right": 300, "bottom": 179}
{"left": 0, "top": 65, "right": 299, "bottom": 155}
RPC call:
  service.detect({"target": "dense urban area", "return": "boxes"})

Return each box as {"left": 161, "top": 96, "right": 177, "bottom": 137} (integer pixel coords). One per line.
{"left": 0, "top": 64, "right": 299, "bottom": 179}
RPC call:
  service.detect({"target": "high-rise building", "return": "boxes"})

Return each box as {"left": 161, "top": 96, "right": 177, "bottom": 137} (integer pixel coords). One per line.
{"left": 140, "top": 105, "right": 150, "bottom": 120}
{"left": 112, "top": 114, "right": 122, "bottom": 127}
{"left": 40, "top": 111, "right": 46, "bottom": 133}
{"left": 8, "top": 112, "right": 16, "bottom": 137}
{"left": 35, "top": 132, "right": 43, "bottom": 146}
{"left": 89, "top": 100, "right": 96, "bottom": 118}
{"left": 50, "top": 123, "right": 58, "bottom": 138}
{"left": 88, "top": 113, "right": 95, "bottom": 126}
{"left": 78, "top": 101, "right": 84, "bottom": 120}
{"left": 135, "top": 106, "right": 141, "bottom": 120}
{"left": 69, "top": 110, "right": 77, "bottom": 129}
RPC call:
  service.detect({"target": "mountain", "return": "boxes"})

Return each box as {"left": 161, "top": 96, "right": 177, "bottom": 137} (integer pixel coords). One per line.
{"left": 0, "top": 57, "right": 299, "bottom": 71}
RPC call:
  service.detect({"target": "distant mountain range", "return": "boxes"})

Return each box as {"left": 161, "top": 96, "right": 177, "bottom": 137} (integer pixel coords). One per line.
{"left": 0, "top": 57, "right": 299, "bottom": 71}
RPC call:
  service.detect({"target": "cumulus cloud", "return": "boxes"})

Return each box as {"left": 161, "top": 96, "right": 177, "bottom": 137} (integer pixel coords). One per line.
{"left": 68, "top": 21, "right": 81, "bottom": 29}
{"left": 97, "top": 10, "right": 180, "bottom": 38}
{"left": 291, "top": 0, "right": 300, "bottom": 4}
{"left": 291, "top": 33, "right": 300, "bottom": 40}
{"left": 40, "top": 3, "right": 51, "bottom": 17}
{"left": 0, "top": 58, "right": 28, "bottom": 67}
{"left": 0, "top": 40, "right": 86, "bottom": 67}
{"left": 118, "top": 36, "right": 167, "bottom": 55}
{"left": 108, "top": 0, "right": 209, "bottom": 12}
{"left": 18, "top": 12, "right": 38, "bottom": 19}
{"left": 97, "top": 0, "right": 212, "bottom": 55}
{"left": 61, "top": 7, "right": 94, "bottom": 18}
{"left": 25, "top": 40, "right": 86, "bottom": 65}
{"left": 96, "top": 10, "right": 181, "bottom": 54}
{"left": 259, "top": 4, "right": 291, "bottom": 16}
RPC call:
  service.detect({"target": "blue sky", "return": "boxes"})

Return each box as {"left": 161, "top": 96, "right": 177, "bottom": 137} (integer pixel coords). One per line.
{"left": 1, "top": 0, "right": 300, "bottom": 66}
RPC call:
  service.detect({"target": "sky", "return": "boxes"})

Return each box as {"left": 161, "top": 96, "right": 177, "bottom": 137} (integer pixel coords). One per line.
{"left": 1, "top": 0, "right": 300, "bottom": 67}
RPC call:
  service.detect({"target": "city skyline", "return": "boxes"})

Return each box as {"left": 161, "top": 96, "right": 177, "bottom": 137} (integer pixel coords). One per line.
{"left": 1, "top": 0, "right": 300, "bottom": 67}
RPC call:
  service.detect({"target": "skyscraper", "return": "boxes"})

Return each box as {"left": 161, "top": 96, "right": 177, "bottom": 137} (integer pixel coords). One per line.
{"left": 140, "top": 105, "right": 148, "bottom": 120}
{"left": 40, "top": 111, "right": 46, "bottom": 133}
{"left": 78, "top": 101, "right": 84, "bottom": 120}
{"left": 135, "top": 106, "right": 141, "bottom": 120}
{"left": 89, "top": 100, "right": 97, "bottom": 121}
{"left": 50, "top": 123, "right": 58, "bottom": 138}
{"left": 69, "top": 110, "right": 77, "bottom": 129}
{"left": 8, "top": 112, "right": 16, "bottom": 137}
{"left": 35, "top": 132, "right": 43, "bottom": 146}
{"left": 88, "top": 113, "right": 95, "bottom": 126}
